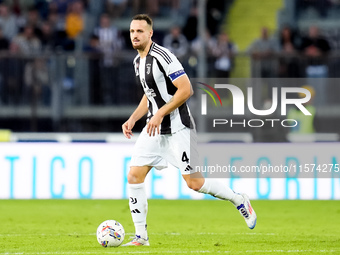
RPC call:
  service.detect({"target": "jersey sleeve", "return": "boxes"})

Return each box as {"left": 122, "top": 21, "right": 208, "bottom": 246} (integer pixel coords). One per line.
{"left": 153, "top": 45, "right": 186, "bottom": 82}
{"left": 167, "top": 57, "right": 186, "bottom": 82}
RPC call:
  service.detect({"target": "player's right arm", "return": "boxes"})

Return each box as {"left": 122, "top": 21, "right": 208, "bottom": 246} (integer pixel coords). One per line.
{"left": 122, "top": 94, "right": 148, "bottom": 139}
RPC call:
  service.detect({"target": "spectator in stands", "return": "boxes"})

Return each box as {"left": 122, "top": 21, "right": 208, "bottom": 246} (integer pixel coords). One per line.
{"left": 301, "top": 26, "right": 330, "bottom": 58}
{"left": 295, "top": 0, "right": 330, "bottom": 20}
{"left": 132, "top": 0, "right": 179, "bottom": 17}
{"left": 189, "top": 29, "right": 215, "bottom": 77}
{"left": 40, "top": 22, "right": 57, "bottom": 52}
{"left": 300, "top": 25, "right": 331, "bottom": 106}
{"left": 35, "top": 0, "right": 50, "bottom": 20}
{"left": 18, "top": 7, "right": 43, "bottom": 40}
{"left": 206, "top": 0, "right": 226, "bottom": 36}
{"left": 11, "top": 25, "right": 43, "bottom": 105}
{"left": 4, "top": 0, "right": 35, "bottom": 16}
{"left": 280, "top": 26, "right": 300, "bottom": 54}
{"left": 50, "top": 0, "right": 73, "bottom": 17}
{"left": 94, "top": 13, "right": 123, "bottom": 66}
{"left": 0, "top": 4, "right": 18, "bottom": 40}
{"left": 47, "top": 9, "right": 63, "bottom": 32}
{"left": 106, "top": 0, "right": 128, "bottom": 19}
{"left": 65, "top": 0, "right": 85, "bottom": 39}
{"left": 190, "top": 29, "right": 215, "bottom": 56}
{"left": 84, "top": 34, "right": 102, "bottom": 104}
{"left": 132, "top": 0, "right": 158, "bottom": 16}
{"left": 330, "top": 0, "right": 340, "bottom": 6}
{"left": 165, "top": 0, "right": 180, "bottom": 17}
{"left": 24, "top": 58, "right": 50, "bottom": 106}
{"left": 93, "top": 13, "right": 123, "bottom": 105}
{"left": 278, "top": 25, "right": 301, "bottom": 77}
{"left": 0, "top": 27, "right": 9, "bottom": 105}
{"left": 46, "top": 11, "right": 74, "bottom": 51}
{"left": 183, "top": 5, "right": 198, "bottom": 43}
{"left": 248, "top": 27, "right": 280, "bottom": 57}
{"left": 3, "top": 39, "right": 26, "bottom": 105}
{"left": 163, "top": 25, "right": 189, "bottom": 61}
{"left": 83, "top": 34, "right": 100, "bottom": 53}
{"left": 10, "top": 0, "right": 22, "bottom": 16}
{"left": 247, "top": 27, "right": 280, "bottom": 77}
{"left": 248, "top": 27, "right": 279, "bottom": 107}
{"left": 210, "top": 32, "right": 237, "bottom": 78}
{"left": 0, "top": 27, "right": 9, "bottom": 51}
{"left": 11, "top": 25, "right": 42, "bottom": 55}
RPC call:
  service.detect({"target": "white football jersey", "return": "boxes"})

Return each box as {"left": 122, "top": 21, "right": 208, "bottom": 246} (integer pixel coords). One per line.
{"left": 133, "top": 42, "right": 194, "bottom": 134}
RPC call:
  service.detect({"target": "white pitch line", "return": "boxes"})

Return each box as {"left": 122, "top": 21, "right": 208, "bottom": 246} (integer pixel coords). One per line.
{"left": 0, "top": 233, "right": 96, "bottom": 237}
{"left": 0, "top": 232, "right": 277, "bottom": 237}
{"left": 0, "top": 250, "right": 339, "bottom": 255}
{"left": 197, "top": 233, "right": 277, "bottom": 236}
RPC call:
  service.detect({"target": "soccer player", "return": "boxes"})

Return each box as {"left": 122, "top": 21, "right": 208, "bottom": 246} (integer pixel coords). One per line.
{"left": 122, "top": 14, "right": 257, "bottom": 246}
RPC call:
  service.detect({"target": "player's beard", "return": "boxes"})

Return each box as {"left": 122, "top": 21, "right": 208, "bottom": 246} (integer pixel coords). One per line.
{"left": 132, "top": 40, "right": 147, "bottom": 51}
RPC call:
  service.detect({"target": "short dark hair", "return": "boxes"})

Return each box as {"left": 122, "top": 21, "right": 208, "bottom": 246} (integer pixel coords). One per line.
{"left": 132, "top": 14, "right": 153, "bottom": 28}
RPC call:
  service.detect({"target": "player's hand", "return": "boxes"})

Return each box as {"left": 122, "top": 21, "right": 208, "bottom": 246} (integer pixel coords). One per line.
{"left": 122, "top": 119, "right": 135, "bottom": 139}
{"left": 147, "top": 113, "right": 163, "bottom": 136}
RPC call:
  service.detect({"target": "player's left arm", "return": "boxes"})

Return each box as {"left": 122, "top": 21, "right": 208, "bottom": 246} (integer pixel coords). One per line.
{"left": 146, "top": 74, "right": 193, "bottom": 136}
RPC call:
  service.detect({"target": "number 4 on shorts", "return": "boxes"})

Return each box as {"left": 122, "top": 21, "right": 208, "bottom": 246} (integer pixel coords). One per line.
{"left": 181, "top": 151, "right": 189, "bottom": 163}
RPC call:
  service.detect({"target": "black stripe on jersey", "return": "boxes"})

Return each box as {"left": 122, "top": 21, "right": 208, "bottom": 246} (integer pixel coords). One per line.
{"left": 145, "top": 55, "right": 171, "bottom": 134}
{"left": 155, "top": 59, "right": 192, "bottom": 129}
{"left": 154, "top": 45, "right": 172, "bottom": 63}
{"left": 153, "top": 45, "right": 172, "bottom": 64}
{"left": 147, "top": 42, "right": 155, "bottom": 55}
{"left": 178, "top": 102, "right": 193, "bottom": 129}
{"left": 153, "top": 48, "right": 171, "bottom": 64}
{"left": 134, "top": 56, "right": 140, "bottom": 80}
{"left": 147, "top": 99, "right": 153, "bottom": 122}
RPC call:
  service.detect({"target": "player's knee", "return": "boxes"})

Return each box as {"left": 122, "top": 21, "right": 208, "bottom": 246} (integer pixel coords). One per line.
{"left": 127, "top": 171, "right": 143, "bottom": 184}
{"left": 186, "top": 179, "right": 203, "bottom": 191}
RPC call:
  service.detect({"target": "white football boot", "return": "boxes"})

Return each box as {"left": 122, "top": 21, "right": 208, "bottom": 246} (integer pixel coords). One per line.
{"left": 122, "top": 235, "right": 150, "bottom": 246}
{"left": 236, "top": 193, "right": 257, "bottom": 229}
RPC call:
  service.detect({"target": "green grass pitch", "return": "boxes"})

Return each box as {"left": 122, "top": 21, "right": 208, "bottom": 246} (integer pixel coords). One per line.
{"left": 0, "top": 199, "right": 339, "bottom": 254}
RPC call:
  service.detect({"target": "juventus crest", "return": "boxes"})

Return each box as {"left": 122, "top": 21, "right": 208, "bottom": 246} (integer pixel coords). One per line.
{"left": 146, "top": 63, "right": 151, "bottom": 75}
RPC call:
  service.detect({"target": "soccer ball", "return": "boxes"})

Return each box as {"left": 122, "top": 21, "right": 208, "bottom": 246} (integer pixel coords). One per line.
{"left": 96, "top": 220, "right": 125, "bottom": 247}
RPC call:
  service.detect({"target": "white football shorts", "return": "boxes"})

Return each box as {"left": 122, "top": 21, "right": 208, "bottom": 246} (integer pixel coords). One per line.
{"left": 130, "top": 127, "right": 198, "bottom": 175}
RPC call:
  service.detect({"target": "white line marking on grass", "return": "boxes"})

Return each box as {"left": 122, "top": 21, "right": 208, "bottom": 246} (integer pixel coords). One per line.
{"left": 0, "top": 250, "right": 339, "bottom": 254}
{"left": 0, "top": 232, "right": 279, "bottom": 238}
{"left": 0, "top": 233, "right": 138, "bottom": 237}
{"left": 197, "top": 232, "right": 277, "bottom": 236}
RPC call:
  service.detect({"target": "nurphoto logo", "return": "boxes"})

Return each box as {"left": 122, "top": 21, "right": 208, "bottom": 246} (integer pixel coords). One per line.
{"left": 197, "top": 83, "right": 312, "bottom": 128}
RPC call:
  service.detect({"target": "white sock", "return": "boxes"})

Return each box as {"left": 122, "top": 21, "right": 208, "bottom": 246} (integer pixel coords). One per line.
{"left": 128, "top": 183, "right": 148, "bottom": 239}
{"left": 198, "top": 179, "right": 243, "bottom": 206}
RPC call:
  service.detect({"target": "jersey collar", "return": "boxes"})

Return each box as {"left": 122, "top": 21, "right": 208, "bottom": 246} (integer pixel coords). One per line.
{"left": 147, "top": 41, "right": 155, "bottom": 56}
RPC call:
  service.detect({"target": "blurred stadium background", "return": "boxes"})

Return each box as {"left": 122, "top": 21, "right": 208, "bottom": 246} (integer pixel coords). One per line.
{"left": 0, "top": 0, "right": 340, "bottom": 201}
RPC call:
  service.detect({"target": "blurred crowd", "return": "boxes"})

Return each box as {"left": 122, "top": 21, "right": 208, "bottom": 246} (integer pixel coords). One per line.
{"left": 0, "top": 0, "right": 125, "bottom": 55}
{"left": 0, "top": 0, "right": 338, "bottom": 108}
{"left": 295, "top": 0, "right": 340, "bottom": 20}
{"left": 0, "top": 0, "right": 227, "bottom": 53}
{"left": 0, "top": 0, "right": 231, "bottom": 106}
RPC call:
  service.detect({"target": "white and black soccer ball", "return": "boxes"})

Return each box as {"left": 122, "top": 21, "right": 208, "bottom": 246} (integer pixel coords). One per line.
{"left": 96, "top": 220, "right": 125, "bottom": 247}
